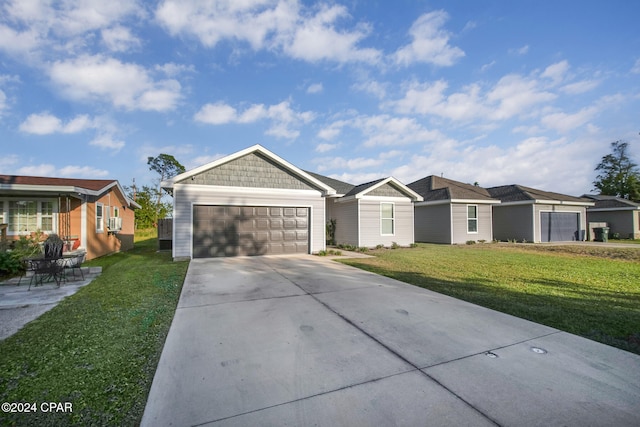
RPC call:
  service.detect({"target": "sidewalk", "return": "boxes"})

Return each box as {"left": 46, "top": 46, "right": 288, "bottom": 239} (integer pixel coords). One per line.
{"left": 0, "top": 267, "right": 101, "bottom": 340}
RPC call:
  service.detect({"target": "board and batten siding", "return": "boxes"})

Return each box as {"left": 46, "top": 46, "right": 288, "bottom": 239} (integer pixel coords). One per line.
{"left": 331, "top": 199, "right": 359, "bottom": 247}
{"left": 172, "top": 184, "right": 325, "bottom": 259}
{"left": 451, "top": 203, "right": 493, "bottom": 244}
{"left": 414, "top": 203, "right": 451, "bottom": 244}
{"left": 534, "top": 204, "right": 586, "bottom": 242}
{"left": 359, "top": 199, "right": 414, "bottom": 247}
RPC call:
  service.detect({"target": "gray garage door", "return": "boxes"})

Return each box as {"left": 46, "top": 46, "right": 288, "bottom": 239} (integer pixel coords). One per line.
{"left": 540, "top": 212, "right": 579, "bottom": 242}
{"left": 193, "top": 205, "right": 309, "bottom": 258}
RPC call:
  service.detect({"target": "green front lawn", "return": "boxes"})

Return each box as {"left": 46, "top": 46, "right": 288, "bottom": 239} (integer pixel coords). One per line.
{"left": 339, "top": 243, "right": 640, "bottom": 355}
{"left": 0, "top": 235, "right": 188, "bottom": 426}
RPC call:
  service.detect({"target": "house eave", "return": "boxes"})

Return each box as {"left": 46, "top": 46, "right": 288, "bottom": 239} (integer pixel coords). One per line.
{"left": 414, "top": 198, "right": 501, "bottom": 207}
{"left": 588, "top": 207, "right": 640, "bottom": 212}
{"left": 496, "top": 199, "right": 594, "bottom": 207}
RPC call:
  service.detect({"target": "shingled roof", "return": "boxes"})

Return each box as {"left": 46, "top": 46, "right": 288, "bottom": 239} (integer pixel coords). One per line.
{"left": 583, "top": 194, "right": 640, "bottom": 210}
{"left": 408, "top": 176, "right": 498, "bottom": 202}
{"left": 487, "top": 184, "right": 592, "bottom": 204}
{"left": 0, "top": 175, "right": 118, "bottom": 192}
{"left": 0, "top": 175, "right": 139, "bottom": 208}
{"left": 303, "top": 171, "right": 355, "bottom": 195}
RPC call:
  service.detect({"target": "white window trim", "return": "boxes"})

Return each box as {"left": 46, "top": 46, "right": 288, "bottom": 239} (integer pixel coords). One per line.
{"left": 1, "top": 199, "right": 57, "bottom": 235}
{"left": 96, "top": 202, "right": 104, "bottom": 233}
{"left": 380, "top": 202, "right": 395, "bottom": 236}
{"left": 467, "top": 204, "right": 479, "bottom": 234}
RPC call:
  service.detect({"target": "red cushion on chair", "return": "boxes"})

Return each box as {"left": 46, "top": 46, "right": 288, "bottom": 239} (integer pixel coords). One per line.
{"left": 72, "top": 239, "right": 81, "bottom": 250}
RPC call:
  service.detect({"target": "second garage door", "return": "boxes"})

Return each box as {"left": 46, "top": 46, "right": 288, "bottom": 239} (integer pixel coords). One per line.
{"left": 193, "top": 205, "right": 309, "bottom": 258}
{"left": 540, "top": 212, "right": 579, "bottom": 242}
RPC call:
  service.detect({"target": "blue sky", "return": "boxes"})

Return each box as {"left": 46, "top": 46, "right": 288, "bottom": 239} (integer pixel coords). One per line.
{"left": 1, "top": 0, "right": 639, "bottom": 196}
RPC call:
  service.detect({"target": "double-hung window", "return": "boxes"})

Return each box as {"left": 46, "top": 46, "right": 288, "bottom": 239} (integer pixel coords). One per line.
{"left": 96, "top": 203, "right": 104, "bottom": 233}
{"left": 467, "top": 205, "right": 478, "bottom": 233}
{"left": 381, "top": 203, "right": 395, "bottom": 235}
{"left": 6, "top": 200, "right": 54, "bottom": 233}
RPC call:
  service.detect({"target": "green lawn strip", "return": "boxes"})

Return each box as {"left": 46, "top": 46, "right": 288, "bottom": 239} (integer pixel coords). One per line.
{"left": 0, "top": 238, "right": 188, "bottom": 426}
{"left": 339, "top": 244, "right": 640, "bottom": 355}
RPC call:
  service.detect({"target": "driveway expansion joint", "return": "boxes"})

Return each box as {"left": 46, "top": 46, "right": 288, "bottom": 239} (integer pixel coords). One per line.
{"left": 267, "top": 263, "right": 502, "bottom": 427}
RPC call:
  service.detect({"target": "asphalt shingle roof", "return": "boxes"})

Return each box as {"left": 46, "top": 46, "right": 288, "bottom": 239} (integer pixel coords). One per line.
{"left": 583, "top": 194, "right": 640, "bottom": 209}
{"left": 0, "top": 175, "right": 117, "bottom": 192}
{"left": 486, "top": 184, "right": 590, "bottom": 203}
{"left": 408, "top": 176, "right": 497, "bottom": 202}
{"left": 304, "top": 171, "right": 356, "bottom": 194}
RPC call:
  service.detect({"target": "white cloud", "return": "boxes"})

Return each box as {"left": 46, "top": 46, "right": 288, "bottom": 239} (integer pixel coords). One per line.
{"left": 351, "top": 79, "right": 387, "bottom": 99}
{"left": 19, "top": 112, "right": 95, "bottom": 134}
{"left": 307, "top": 83, "right": 323, "bottom": 94}
{"left": 0, "top": 0, "right": 144, "bottom": 57}
{"left": 541, "top": 106, "right": 598, "bottom": 133}
{"left": 0, "top": 89, "right": 7, "bottom": 116}
{"left": 315, "top": 143, "right": 338, "bottom": 153}
{"left": 393, "top": 11, "right": 464, "bottom": 67}
{"left": 155, "top": 63, "right": 195, "bottom": 77}
{"left": 486, "top": 74, "right": 556, "bottom": 120}
{"left": 58, "top": 165, "right": 110, "bottom": 177}
{"left": 393, "top": 137, "right": 598, "bottom": 195}
{"left": 560, "top": 80, "right": 599, "bottom": 95}
{"left": 89, "top": 134, "right": 125, "bottom": 151}
{"left": 17, "top": 164, "right": 57, "bottom": 176}
{"left": 541, "top": 60, "right": 570, "bottom": 85}
{"left": 509, "top": 45, "right": 529, "bottom": 55}
{"left": 632, "top": 59, "right": 640, "bottom": 74}
{"left": 187, "top": 154, "right": 227, "bottom": 170}
{"left": 194, "top": 100, "right": 314, "bottom": 139}
{"left": 156, "top": 0, "right": 381, "bottom": 64}
{"left": 101, "top": 26, "right": 142, "bottom": 52}
{"left": 321, "top": 114, "right": 446, "bottom": 148}
{"left": 280, "top": 4, "right": 381, "bottom": 64}
{"left": 48, "top": 55, "right": 182, "bottom": 111}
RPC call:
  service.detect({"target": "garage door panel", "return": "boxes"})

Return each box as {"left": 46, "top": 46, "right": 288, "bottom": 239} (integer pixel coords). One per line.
{"left": 541, "top": 212, "right": 579, "bottom": 242}
{"left": 193, "top": 205, "right": 310, "bottom": 258}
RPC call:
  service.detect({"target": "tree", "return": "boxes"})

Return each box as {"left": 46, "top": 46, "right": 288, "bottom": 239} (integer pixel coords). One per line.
{"left": 593, "top": 140, "right": 640, "bottom": 202}
{"left": 124, "top": 185, "right": 172, "bottom": 229}
{"left": 147, "top": 154, "right": 185, "bottom": 225}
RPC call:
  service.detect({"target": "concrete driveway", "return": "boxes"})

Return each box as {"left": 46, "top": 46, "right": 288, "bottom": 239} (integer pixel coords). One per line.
{"left": 142, "top": 255, "right": 640, "bottom": 426}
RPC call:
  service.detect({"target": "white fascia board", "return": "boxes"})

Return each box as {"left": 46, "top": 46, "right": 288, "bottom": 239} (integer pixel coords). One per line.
{"left": 588, "top": 207, "right": 640, "bottom": 212}
{"left": 415, "top": 199, "right": 500, "bottom": 207}
{"left": 162, "top": 144, "right": 336, "bottom": 195}
{"left": 497, "top": 199, "right": 592, "bottom": 207}
{"left": 359, "top": 195, "right": 414, "bottom": 203}
{"left": 176, "top": 183, "right": 322, "bottom": 196}
{"left": 450, "top": 199, "right": 501, "bottom": 205}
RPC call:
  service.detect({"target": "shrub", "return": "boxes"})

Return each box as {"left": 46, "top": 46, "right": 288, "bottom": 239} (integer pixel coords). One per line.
{"left": 0, "top": 251, "right": 23, "bottom": 276}
{"left": 466, "top": 240, "right": 476, "bottom": 245}
{"left": 375, "top": 244, "right": 384, "bottom": 250}
{"left": 317, "top": 250, "right": 327, "bottom": 256}
{"left": 410, "top": 243, "right": 418, "bottom": 248}
{"left": 357, "top": 247, "right": 368, "bottom": 252}
{"left": 391, "top": 242, "right": 400, "bottom": 249}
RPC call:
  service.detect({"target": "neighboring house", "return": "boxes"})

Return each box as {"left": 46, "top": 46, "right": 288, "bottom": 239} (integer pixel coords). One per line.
{"left": 308, "top": 172, "right": 423, "bottom": 248}
{"left": 486, "top": 185, "right": 594, "bottom": 242}
{"left": 407, "top": 176, "right": 501, "bottom": 244}
{"left": 161, "top": 145, "right": 422, "bottom": 259}
{"left": 583, "top": 194, "right": 640, "bottom": 239}
{"left": 0, "top": 175, "right": 139, "bottom": 260}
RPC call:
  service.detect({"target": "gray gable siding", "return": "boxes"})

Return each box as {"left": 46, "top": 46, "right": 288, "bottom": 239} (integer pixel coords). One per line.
{"left": 451, "top": 203, "right": 493, "bottom": 244}
{"left": 180, "top": 153, "right": 315, "bottom": 190}
{"left": 365, "top": 183, "right": 407, "bottom": 198}
{"left": 414, "top": 204, "right": 451, "bottom": 244}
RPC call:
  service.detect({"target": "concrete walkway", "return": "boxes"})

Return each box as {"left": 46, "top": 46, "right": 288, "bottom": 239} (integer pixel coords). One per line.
{"left": 0, "top": 267, "right": 101, "bottom": 340}
{"left": 142, "top": 255, "right": 640, "bottom": 426}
